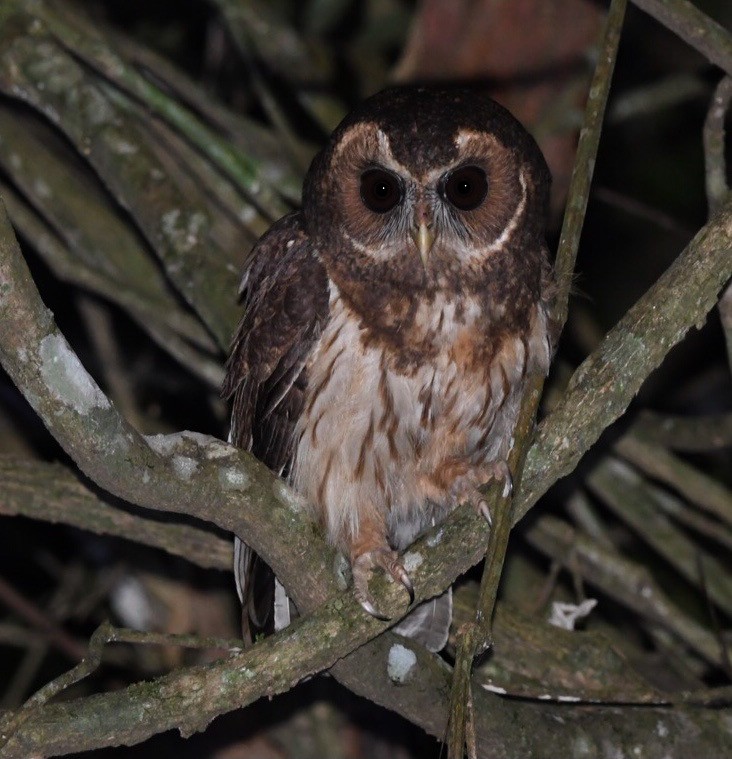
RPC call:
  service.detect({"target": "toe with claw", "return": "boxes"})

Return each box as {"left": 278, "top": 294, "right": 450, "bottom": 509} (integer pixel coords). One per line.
{"left": 450, "top": 460, "right": 513, "bottom": 525}
{"left": 352, "top": 547, "right": 414, "bottom": 619}
{"left": 489, "top": 460, "right": 513, "bottom": 499}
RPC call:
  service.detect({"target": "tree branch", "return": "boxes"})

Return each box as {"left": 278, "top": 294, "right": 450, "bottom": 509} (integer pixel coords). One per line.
{"left": 631, "top": 410, "right": 732, "bottom": 451}
{"left": 519, "top": 195, "right": 732, "bottom": 519}
{"left": 0, "top": 456, "right": 233, "bottom": 572}
{"left": 631, "top": 0, "right": 732, "bottom": 75}
{"left": 0, "top": 588, "right": 409, "bottom": 757}
{"left": 2, "top": 177, "right": 732, "bottom": 752}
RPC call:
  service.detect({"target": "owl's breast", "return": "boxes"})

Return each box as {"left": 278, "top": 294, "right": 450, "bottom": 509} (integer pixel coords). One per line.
{"left": 291, "top": 283, "right": 551, "bottom": 551}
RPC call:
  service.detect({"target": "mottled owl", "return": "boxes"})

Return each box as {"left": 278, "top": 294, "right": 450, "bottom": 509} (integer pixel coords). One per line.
{"left": 223, "top": 86, "right": 555, "bottom": 651}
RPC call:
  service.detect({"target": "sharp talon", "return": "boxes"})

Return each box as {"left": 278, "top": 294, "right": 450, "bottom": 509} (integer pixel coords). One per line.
{"left": 395, "top": 567, "right": 415, "bottom": 605}
{"left": 501, "top": 472, "right": 513, "bottom": 499}
{"left": 357, "top": 594, "right": 390, "bottom": 621}
{"left": 479, "top": 500, "right": 493, "bottom": 526}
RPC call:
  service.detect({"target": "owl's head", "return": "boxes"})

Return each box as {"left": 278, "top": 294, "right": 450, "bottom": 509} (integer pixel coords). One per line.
{"left": 302, "top": 86, "right": 551, "bottom": 289}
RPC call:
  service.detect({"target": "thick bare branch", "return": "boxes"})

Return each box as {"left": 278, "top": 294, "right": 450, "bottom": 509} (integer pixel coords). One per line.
{"left": 0, "top": 588, "right": 406, "bottom": 757}
{"left": 2, "top": 183, "right": 732, "bottom": 752}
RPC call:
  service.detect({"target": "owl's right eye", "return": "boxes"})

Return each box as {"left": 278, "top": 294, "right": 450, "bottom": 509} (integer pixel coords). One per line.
{"left": 360, "top": 169, "right": 402, "bottom": 213}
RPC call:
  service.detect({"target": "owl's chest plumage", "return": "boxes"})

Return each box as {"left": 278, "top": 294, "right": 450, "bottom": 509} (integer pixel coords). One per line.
{"left": 291, "top": 281, "right": 550, "bottom": 553}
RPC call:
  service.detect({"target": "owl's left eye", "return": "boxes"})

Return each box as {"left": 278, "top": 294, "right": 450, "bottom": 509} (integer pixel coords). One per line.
{"left": 441, "top": 165, "right": 488, "bottom": 211}
{"left": 360, "top": 169, "right": 402, "bottom": 213}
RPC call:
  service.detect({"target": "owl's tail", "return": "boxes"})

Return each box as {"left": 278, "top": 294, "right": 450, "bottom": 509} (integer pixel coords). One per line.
{"left": 234, "top": 536, "right": 277, "bottom": 642}
{"left": 393, "top": 588, "right": 452, "bottom": 653}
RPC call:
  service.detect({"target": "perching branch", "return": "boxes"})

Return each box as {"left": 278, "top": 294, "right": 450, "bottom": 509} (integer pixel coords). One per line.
{"left": 2, "top": 168, "right": 732, "bottom": 754}
{"left": 1, "top": 1, "right": 731, "bottom": 753}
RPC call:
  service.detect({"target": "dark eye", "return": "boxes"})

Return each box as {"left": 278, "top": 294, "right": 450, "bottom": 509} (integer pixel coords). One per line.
{"left": 360, "top": 169, "right": 402, "bottom": 213}
{"left": 442, "top": 165, "right": 488, "bottom": 211}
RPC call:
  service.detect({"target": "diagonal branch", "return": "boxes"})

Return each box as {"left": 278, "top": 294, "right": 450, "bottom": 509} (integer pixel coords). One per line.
{"left": 631, "top": 0, "right": 732, "bottom": 75}
{"left": 519, "top": 195, "right": 732, "bottom": 519}
{"left": 1, "top": 180, "right": 732, "bottom": 753}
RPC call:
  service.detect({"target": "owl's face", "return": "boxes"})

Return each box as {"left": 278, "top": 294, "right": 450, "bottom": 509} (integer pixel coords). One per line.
{"left": 323, "top": 124, "right": 530, "bottom": 270}
{"left": 303, "top": 86, "right": 550, "bottom": 292}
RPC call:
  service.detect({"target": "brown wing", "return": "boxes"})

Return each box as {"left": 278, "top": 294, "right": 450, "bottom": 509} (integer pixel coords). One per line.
{"left": 223, "top": 211, "right": 329, "bottom": 472}
{"left": 222, "top": 211, "right": 329, "bottom": 637}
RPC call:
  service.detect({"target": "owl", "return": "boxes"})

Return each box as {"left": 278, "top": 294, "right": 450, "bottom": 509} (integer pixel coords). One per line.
{"left": 223, "top": 86, "right": 554, "bottom": 651}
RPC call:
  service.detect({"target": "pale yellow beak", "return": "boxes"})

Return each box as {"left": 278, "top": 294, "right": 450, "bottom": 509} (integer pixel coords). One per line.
{"left": 411, "top": 221, "right": 435, "bottom": 268}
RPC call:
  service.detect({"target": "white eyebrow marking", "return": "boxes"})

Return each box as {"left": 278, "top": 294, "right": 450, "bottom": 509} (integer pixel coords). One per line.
{"left": 375, "top": 128, "right": 419, "bottom": 181}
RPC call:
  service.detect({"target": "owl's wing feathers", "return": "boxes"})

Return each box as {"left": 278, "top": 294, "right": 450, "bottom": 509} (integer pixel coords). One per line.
{"left": 223, "top": 211, "right": 329, "bottom": 636}
{"left": 223, "top": 211, "right": 329, "bottom": 471}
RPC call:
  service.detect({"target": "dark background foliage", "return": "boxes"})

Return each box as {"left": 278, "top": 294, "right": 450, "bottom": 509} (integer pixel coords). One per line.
{"left": 0, "top": 1, "right": 730, "bottom": 757}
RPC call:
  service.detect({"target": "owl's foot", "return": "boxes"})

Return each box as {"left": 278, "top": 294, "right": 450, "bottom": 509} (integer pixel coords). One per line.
{"left": 352, "top": 547, "right": 414, "bottom": 620}
{"left": 450, "top": 461, "right": 513, "bottom": 526}
{"left": 488, "top": 460, "right": 513, "bottom": 499}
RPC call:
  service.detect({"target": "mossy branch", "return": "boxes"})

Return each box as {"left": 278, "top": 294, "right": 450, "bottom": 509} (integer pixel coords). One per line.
{"left": 2, "top": 173, "right": 732, "bottom": 754}
{"left": 519, "top": 195, "right": 732, "bottom": 518}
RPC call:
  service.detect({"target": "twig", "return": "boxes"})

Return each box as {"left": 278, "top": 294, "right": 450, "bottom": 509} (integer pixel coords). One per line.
{"left": 554, "top": 0, "right": 628, "bottom": 327}
{"left": 1, "top": 621, "right": 244, "bottom": 749}
{"left": 614, "top": 432, "right": 732, "bottom": 527}
{"left": 478, "top": 0, "right": 628, "bottom": 641}
{"left": 447, "top": 5, "right": 628, "bottom": 753}
{"left": 524, "top": 516, "right": 725, "bottom": 666}
{"left": 0, "top": 577, "right": 411, "bottom": 756}
{"left": 631, "top": 410, "right": 732, "bottom": 451}
{"left": 447, "top": 623, "right": 477, "bottom": 759}
{"left": 0, "top": 575, "right": 86, "bottom": 663}
{"left": 631, "top": 0, "right": 732, "bottom": 75}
